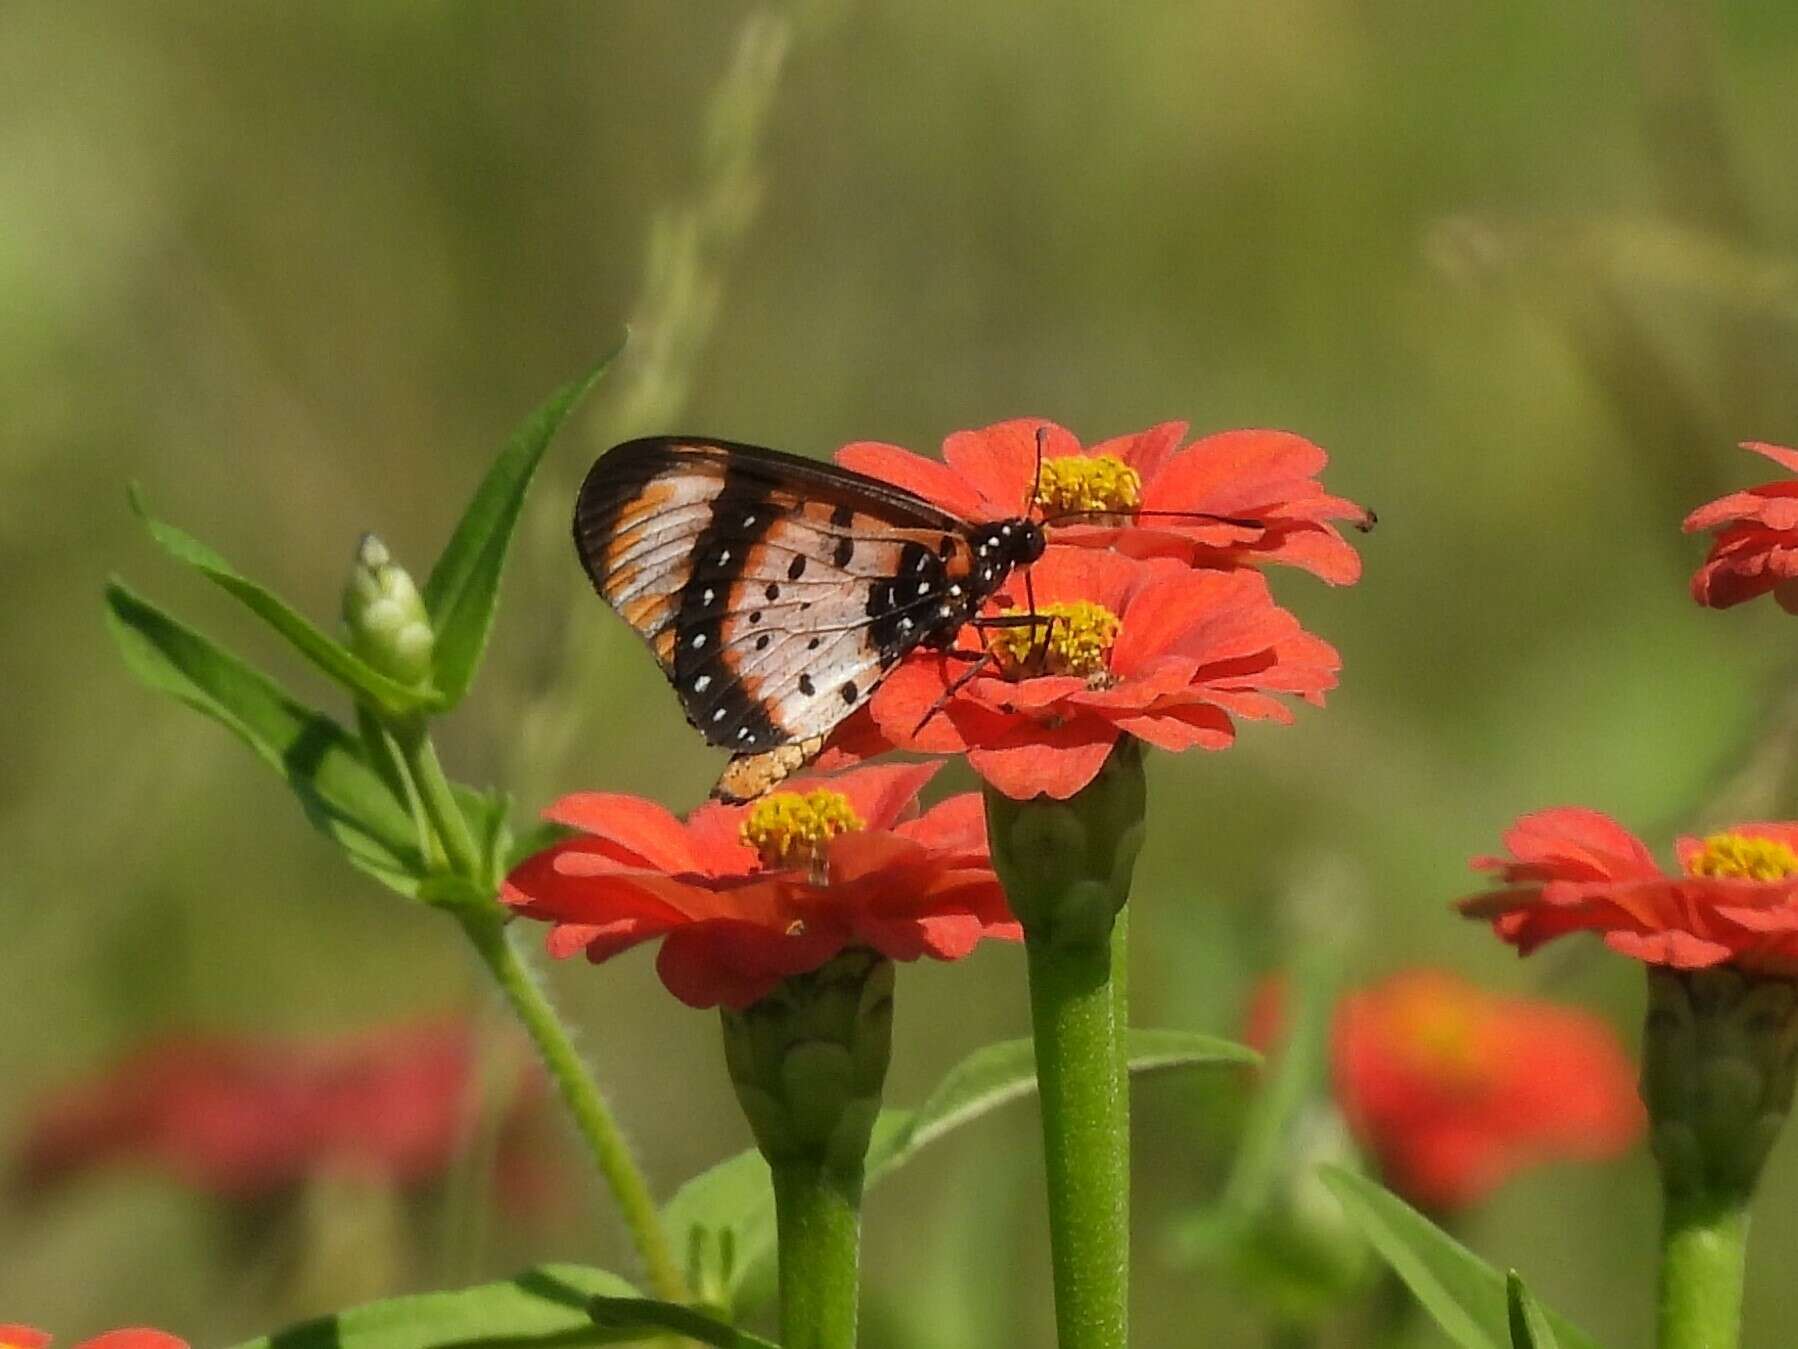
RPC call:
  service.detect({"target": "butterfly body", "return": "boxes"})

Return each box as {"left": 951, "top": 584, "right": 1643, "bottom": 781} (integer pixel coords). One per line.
{"left": 573, "top": 437, "right": 1045, "bottom": 799}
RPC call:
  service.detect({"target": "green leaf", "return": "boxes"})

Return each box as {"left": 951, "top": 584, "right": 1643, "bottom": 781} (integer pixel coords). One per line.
{"left": 128, "top": 487, "right": 440, "bottom": 717}
{"left": 588, "top": 1297, "right": 780, "bottom": 1349}
{"left": 105, "top": 581, "right": 424, "bottom": 895}
{"left": 1319, "top": 1167, "right": 1598, "bottom": 1349}
{"left": 423, "top": 341, "right": 624, "bottom": 707}
{"left": 230, "top": 1264, "right": 640, "bottom": 1349}
{"left": 665, "top": 1028, "right": 1257, "bottom": 1312}
{"left": 1507, "top": 1270, "right": 1561, "bottom": 1349}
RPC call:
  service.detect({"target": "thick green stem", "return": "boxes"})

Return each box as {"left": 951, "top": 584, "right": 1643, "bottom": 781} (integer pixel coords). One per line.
{"left": 459, "top": 911, "right": 686, "bottom": 1304}
{"left": 1026, "top": 934, "right": 1129, "bottom": 1349}
{"left": 771, "top": 1160, "right": 863, "bottom": 1349}
{"left": 1657, "top": 1190, "right": 1749, "bottom": 1349}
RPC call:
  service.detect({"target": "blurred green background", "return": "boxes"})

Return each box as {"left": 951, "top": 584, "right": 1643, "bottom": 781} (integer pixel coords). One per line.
{"left": 8, "top": 1, "right": 1798, "bottom": 1342}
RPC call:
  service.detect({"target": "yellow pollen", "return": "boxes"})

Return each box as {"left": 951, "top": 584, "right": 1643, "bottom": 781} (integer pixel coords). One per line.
{"left": 1686, "top": 832, "right": 1798, "bottom": 881}
{"left": 1388, "top": 989, "right": 1489, "bottom": 1084}
{"left": 740, "top": 789, "right": 866, "bottom": 871}
{"left": 988, "top": 600, "right": 1121, "bottom": 680}
{"left": 1035, "top": 454, "right": 1142, "bottom": 517}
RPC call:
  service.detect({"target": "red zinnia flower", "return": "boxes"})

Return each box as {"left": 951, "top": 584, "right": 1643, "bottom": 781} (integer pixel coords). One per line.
{"left": 852, "top": 546, "right": 1338, "bottom": 799}
{"left": 1685, "top": 441, "right": 1798, "bottom": 610}
{"left": 1249, "top": 970, "right": 1643, "bottom": 1211}
{"left": 1, "top": 1329, "right": 186, "bottom": 1349}
{"left": 1462, "top": 808, "right": 1798, "bottom": 970}
{"left": 17, "top": 1018, "right": 540, "bottom": 1203}
{"left": 502, "top": 762, "right": 1019, "bottom": 1009}
{"left": 837, "top": 417, "right": 1372, "bottom": 583}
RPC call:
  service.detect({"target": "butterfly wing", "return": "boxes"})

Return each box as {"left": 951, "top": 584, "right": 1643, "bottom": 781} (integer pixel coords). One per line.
{"left": 574, "top": 437, "right": 982, "bottom": 765}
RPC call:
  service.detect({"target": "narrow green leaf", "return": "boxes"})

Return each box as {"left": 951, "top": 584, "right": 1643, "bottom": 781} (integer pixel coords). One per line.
{"left": 128, "top": 487, "right": 440, "bottom": 716}
{"left": 876, "top": 1027, "right": 1258, "bottom": 1171}
{"left": 105, "top": 581, "right": 423, "bottom": 894}
{"left": 229, "top": 1264, "right": 638, "bottom": 1349}
{"left": 588, "top": 1297, "right": 780, "bottom": 1349}
{"left": 1507, "top": 1270, "right": 1561, "bottom": 1349}
{"left": 423, "top": 340, "right": 624, "bottom": 706}
{"left": 664, "top": 1028, "right": 1257, "bottom": 1312}
{"left": 1320, "top": 1167, "right": 1597, "bottom": 1349}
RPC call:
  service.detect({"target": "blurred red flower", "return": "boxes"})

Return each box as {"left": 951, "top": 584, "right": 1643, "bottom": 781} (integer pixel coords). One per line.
{"left": 1, "top": 1329, "right": 185, "bottom": 1349}
{"left": 837, "top": 417, "right": 1372, "bottom": 583}
{"left": 853, "top": 546, "right": 1338, "bottom": 799}
{"left": 502, "top": 762, "right": 1019, "bottom": 1009}
{"left": 1249, "top": 970, "right": 1643, "bottom": 1211}
{"left": 1685, "top": 441, "right": 1798, "bottom": 610}
{"left": 1462, "top": 807, "right": 1798, "bottom": 970}
{"left": 16, "top": 1018, "right": 541, "bottom": 1203}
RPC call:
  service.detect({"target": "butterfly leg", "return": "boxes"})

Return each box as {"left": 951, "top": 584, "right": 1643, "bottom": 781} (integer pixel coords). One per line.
{"left": 912, "top": 649, "right": 997, "bottom": 736}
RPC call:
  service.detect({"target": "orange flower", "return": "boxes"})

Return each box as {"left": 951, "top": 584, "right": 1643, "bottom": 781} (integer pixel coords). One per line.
{"left": 1, "top": 1329, "right": 185, "bottom": 1349}
{"left": 853, "top": 546, "right": 1338, "bottom": 799}
{"left": 837, "top": 417, "right": 1372, "bottom": 582}
{"left": 1685, "top": 442, "right": 1798, "bottom": 610}
{"left": 1250, "top": 971, "right": 1643, "bottom": 1211}
{"left": 17, "top": 1018, "right": 541, "bottom": 1203}
{"left": 1462, "top": 807, "right": 1798, "bottom": 970}
{"left": 502, "top": 763, "right": 1018, "bottom": 1009}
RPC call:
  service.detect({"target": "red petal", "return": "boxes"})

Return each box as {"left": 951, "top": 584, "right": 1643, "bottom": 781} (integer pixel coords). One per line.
{"left": 1, "top": 1329, "right": 51, "bottom": 1349}
{"left": 835, "top": 441, "right": 986, "bottom": 518}
{"left": 1603, "top": 928, "right": 1733, "bottom": 968}
{"left": 1111, "top": 706, "right": 1235, "bottom": 751}
{"left": 1146, "top": 430, "right": 1328, "bottom": 513}
{"left": 943, "top": 419, "right": 1081, "bottom": 515}
{"left": 543, "top": 794, "right": 702, "bottom": 874}
{"left": 787, "top": 761, "right": 940, "bottom": 831}
{"left": 967, "top": 719, "right": 1120, "bottom": 799}
{"left": 655, "top": 921, "right": 845, "bottom": 1010}
{"left": 896, "top": 793, "right": 990, "bottom": 853}
{"left": 1743, "top": 441, "right": 1798, "bottom": 474}
{"left": 1089, "top": 421, "right": 1189, "bottom": 481}
{"left": 76, "top": 1334, "right": 189, "bottom": 1349}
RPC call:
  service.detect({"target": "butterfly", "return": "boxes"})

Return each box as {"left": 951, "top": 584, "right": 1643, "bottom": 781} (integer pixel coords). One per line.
{"left": 573, "top": 436, "right": 1049, "bottom": 801}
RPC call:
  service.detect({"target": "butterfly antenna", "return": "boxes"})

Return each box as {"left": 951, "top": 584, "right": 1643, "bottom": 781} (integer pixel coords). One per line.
{"left": 1026, "top": 425, "right": 1048, "bottom": 518}
{"left": 1041, "top": 506, "right": 1265, "bottom": 530}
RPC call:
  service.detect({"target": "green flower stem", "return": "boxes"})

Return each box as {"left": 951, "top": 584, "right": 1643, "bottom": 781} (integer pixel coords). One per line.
{"left": 1657, "top": 1190, "right": 1749, "bottom": 1349}
{"left": 458, "top": 910, "right": 687, "bottom": 1305}
{"left": 392, "top": 716, "right": 483, "bottom": 881}
{"left": 1026, "top": 933, "right": 1129, "bottom": 1349}
{"left": 771, "top": 1160, "right": 864, "bottom": 1349}
{"left": 390, "top": 715, "right": 685, "bottom": 1305}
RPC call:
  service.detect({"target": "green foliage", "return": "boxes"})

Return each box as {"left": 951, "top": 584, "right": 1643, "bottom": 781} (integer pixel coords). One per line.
{"left": 666, "top": 1028, "right": 1258, "bottom": 1312}
{"left": 104, "top": 580, "right": 429, "bottom": 896}
{"left": 128, "top": 486, "right": 443, "bottom": 717}
{"left": 105, "top": 359, "right": 615, "bottom": 903}
{"left": 229, "top": 1264, "right": 639, "bottom": 1349}
{"left": 588, "top": 1296, "right": 782, "bottom": 1348}
{"left": 1508, "top": 1271, "right": 1562, "bottom": 1349}
{"left": 421, "top": 340, "right": 623, "bottom": 708}
{"left": 1320, "top": 1167, "right": 1596, "bottom": 1349}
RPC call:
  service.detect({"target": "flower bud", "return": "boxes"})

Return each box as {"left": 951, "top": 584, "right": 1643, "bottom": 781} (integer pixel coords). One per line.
{"left": 983, "top": 737, "right": 1146, "bottom": 949}
{"left": 342, "top": 533, "right": 434, "bottom": 686}
{"left": 1641, "top": 965, "right": 1798, "bottom": 1202}
{"left": 719, "top": 949, "right": 894, "bottom": 1175}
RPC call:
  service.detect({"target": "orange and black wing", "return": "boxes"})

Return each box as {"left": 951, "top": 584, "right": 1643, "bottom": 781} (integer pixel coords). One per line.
{"left": 573, "top": 437, "right": 983, "bottom": 761}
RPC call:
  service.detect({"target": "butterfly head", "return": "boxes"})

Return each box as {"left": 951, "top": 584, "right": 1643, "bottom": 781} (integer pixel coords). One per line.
{"left": 970, "top": 518, "right": 1047, "bottom": 580}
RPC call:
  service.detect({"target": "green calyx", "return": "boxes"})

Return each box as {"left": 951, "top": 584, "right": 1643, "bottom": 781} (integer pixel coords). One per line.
{"left": 720, "top": 949, "right": 895, "bottom": 1175}
{"left": 983, "top": 737, "right": 1147, "bottom": 949}
{"left": 343, "top": 533, "right": 435, "bottom": 687}
{"left": 1641, "top": 964, "right": 1798, "bottom": 1203}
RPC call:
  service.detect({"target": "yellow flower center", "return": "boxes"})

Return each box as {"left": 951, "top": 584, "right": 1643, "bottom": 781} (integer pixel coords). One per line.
{"left": 740, "top": 789, "right": 866, "bottom": 871}
{"left": 987, "top": 600, "right": 1121, "bottom": 680}
{"left": 1393, "top": 998, "right": 1484, "bottom": 1081}
{"left": 1034, "top": 454, "right": 1142, "bottom": 517}
{"left": 1686, "top": 832, "right": 1798, "bottom": 881}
